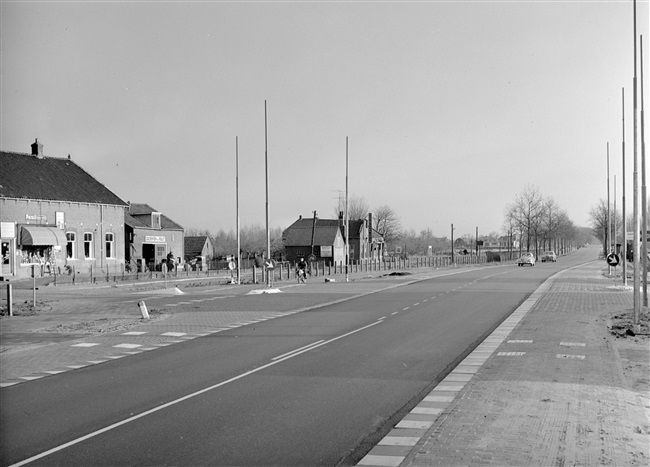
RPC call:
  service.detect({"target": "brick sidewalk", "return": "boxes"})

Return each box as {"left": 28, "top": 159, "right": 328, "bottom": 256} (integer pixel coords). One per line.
{"left": 358, "top": 260, "right": 650, "bottom": 467}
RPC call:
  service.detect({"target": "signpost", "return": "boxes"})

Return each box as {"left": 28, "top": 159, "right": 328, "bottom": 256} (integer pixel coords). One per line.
{"left": 265, "top": 259, "right": 276, "bottom": 288}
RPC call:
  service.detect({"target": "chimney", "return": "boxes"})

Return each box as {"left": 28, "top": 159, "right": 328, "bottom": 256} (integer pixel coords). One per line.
{"left": 31, "top": 139, "right": 44, "bottom": 158}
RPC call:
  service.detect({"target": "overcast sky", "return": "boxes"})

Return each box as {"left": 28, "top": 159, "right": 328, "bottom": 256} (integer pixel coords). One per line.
{"left": 1, "top": 0, "right": 648, "bottom": 238}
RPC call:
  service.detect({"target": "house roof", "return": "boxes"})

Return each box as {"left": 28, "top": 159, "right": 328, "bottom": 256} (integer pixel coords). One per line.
{"left": 184, "top": 236, "right": 210, "bottom": 257}
{"left": 0, "top": 150, "right": 127, "bottom": 206}
{"left": 282, "top": 218, "right": 342, "bottom": 246}
{"left": 125, "top": 203, "right": 184, "bottom": 230}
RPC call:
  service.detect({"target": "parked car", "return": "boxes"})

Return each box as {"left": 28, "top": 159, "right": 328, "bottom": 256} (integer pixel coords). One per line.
{"left": 517, "top": 252, "right": 536, "bottom": 267}
{"left": 540, "top": 251, "right": 557, "bottom": 262}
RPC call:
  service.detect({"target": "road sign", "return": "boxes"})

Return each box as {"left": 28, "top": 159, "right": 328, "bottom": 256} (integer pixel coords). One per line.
{"left": 606, "top": 253, "right": 620, "bottom": 266}
{"left": 308, "top": 254, "right": 316, "bottom": 262}
{"left": 228, "top": 261, "right": 236, "bottom": 270}
{"left": 265, "top": 259, "right": 276, "bottom": 269}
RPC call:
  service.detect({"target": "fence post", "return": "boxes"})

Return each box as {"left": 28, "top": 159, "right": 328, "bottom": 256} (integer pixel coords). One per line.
{"left": 7, "top": 283, "right": 13, "bottom": 316}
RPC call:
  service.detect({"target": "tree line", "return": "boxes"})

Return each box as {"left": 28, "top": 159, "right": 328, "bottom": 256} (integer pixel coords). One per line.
{"left": 186, "top": 186, "right": 590, "bottom": 260}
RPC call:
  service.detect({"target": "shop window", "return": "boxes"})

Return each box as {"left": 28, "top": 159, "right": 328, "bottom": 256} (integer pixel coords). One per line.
{"left": 105, "top": 233, "right": 115, "bottom": 259}
{"left": 66, "top": 232, "right": 76, "bottom": 259}
{"left": 84, "top": 232, "right": 94, "bottom": 259}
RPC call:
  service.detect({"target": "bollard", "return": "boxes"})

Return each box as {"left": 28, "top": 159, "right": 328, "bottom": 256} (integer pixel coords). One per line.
{"left": 138, "top": 300, "right": 150, "bottom": 319}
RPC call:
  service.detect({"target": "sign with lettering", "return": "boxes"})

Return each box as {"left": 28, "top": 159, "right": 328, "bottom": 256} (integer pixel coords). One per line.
{"left": 321, "top": 246, "right": 332, "bottom": 257}
{"left": 144, "top": 236, "right": 166, "bottom": 243}
{"left": 26, "top": 214, "right": 46, "bottom": 223}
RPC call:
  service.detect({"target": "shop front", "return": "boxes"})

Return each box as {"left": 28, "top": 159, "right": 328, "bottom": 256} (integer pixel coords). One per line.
{"left": 1, "top": 223, "right": 67, "bottom": 278}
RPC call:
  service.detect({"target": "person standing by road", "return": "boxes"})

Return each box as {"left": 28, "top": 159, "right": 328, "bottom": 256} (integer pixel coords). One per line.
{"left": 296, "top": 257, "right": 308, "bottom": 283}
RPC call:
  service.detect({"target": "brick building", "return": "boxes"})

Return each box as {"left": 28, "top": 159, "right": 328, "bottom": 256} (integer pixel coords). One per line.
{"left": 1, "top": 140, "right": 128, "bottom": 279}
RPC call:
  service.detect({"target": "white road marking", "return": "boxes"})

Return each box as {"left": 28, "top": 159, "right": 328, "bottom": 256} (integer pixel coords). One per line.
{"left": 272, "top": 340, "right": 326, "bottom": 361}
{"left": 8, "top": 320, "right": 383, "bottom": 467}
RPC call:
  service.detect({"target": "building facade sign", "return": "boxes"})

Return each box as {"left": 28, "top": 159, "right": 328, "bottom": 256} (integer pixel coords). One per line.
{"left": 145, "top": 236, "right": 166, "bottom": 243}
{"left": 26, "top": 214, "right": 47, "bottom": 223}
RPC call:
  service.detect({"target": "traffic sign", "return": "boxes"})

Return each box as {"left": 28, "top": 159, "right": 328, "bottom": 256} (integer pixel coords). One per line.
{"left": 265, "top": 259, "right": 276, "bottom": 269}
{"left": 606, "top": 253, "right": 620, "bottom": 266}
{"left": 228, "top": 261, "right": 236, "bottom": 270}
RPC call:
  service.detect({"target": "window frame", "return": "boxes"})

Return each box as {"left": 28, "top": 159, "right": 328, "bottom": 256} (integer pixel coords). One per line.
{"left": 105, "top": 232, "right": 115, "bottom": 259}
{"left": 83, "top": 232, "right": 94, "bottom": 259}
{"left": 66, "top": 231, "right": 77, "bottom": 259}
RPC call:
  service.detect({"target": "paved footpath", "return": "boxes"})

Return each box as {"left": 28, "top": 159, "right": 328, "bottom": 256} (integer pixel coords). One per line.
{"left": 1, "top": 260, "right": 648, "bottom": 466}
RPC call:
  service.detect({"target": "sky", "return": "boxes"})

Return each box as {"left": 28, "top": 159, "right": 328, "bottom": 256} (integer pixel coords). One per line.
{"left": 1, "top": 0, "right": 648, "bottom": 239}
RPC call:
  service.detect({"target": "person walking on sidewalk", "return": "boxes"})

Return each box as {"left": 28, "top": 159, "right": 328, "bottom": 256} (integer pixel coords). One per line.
{"left": 296, "top": 257, "right": 308, "bottom": 284}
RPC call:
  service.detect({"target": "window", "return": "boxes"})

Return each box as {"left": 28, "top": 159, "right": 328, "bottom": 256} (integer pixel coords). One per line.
{"left": 105, "top": 233, "right": 115, "bottom": 259}
{"left": 84, "top": 232, "right": 94, "bottom": 259}
{"left": 66, "top": 232, "right": 76, "bottom": 259}
{"left": 152, "top": 213, "right": 161, "bottom": 229}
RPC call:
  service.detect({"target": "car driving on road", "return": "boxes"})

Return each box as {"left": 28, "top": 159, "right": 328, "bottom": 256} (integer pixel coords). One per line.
{"left": 540, "top": 251, "right": 557, "bottom": 262}
{"left": 517, "top": 252, "right": 536, "bottom": 267}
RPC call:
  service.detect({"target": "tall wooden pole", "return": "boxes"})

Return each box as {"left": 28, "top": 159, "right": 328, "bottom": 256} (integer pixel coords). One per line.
{"left": 265, "top": 101, "right": 271, "bottom": 287}
{"left": 345, "top": 137, "right": 350, "bottom": 283}
{"left": 632, "top": 0, "right": 640, "bottom": 326}
{"left": 236, "top": 136, "right": 241, "bottom": 285}
{"left": 640, "top": 35, "right": 647, "bottom": 307}
{"left": 622, "top": 88, "right": 628, "bottom": 286}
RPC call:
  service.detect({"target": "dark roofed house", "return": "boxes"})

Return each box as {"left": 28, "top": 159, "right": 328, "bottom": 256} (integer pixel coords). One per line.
{"left": 125, "top": 203, "right": 184, "bottom": 272}
{"left": 282, "top": 215, "right": 345, "bottom": 264}
{"left": 1, "top": 139, "right": 128, "bottom": 279}
{"left": 184, "top": 236, "right": 215, "bottom": 270}
{"left": 282, "top": 212, "right": 385, "bottom": 265}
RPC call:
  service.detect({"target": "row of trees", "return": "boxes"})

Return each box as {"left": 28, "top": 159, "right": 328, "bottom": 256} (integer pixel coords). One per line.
{"left": 187, "top": 186, "right": 590, "bottom": 261}
{"left": 503, "top": 185, "right": 587, "bottom": 257}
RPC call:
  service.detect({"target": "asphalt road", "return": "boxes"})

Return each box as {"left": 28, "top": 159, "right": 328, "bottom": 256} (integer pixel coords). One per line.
{"left": 1, "top": 255, "right": 586, "bottom": 467}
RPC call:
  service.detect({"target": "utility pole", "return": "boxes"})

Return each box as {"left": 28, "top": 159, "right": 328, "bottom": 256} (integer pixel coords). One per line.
{"left": 632, "top": 0, "right": 640, "bottom": 328}
{"left": 640, "top": 36, "right": 647, "bottom": 307}
{"left": 264, "top": 101, "right": 271, "bottom": 287}
{"left": 236, "top": 136, "right": 241, "bottom": 285}
{"left": 622, "top": 88, "right": 628, "bottom": 286}
{"left": 345, "top": 137, "right": 350, "bottom": 283}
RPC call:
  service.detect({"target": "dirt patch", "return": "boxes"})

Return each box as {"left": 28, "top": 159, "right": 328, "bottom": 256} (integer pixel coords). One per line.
{"left": 0, "top": 299, "right": 54, "bottom": 317}
{"left": 32, "top": 312, "right": 169, "bottom": 335}
{"left": 607, "top": 309, "right": 650, "bottom": 338}
{"left": 606, "top": 309, "right": 650, "bottom": 420}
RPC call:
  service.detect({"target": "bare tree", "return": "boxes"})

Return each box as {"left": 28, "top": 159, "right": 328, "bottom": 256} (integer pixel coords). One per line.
{"left": 506, "top": 185, "right": 545, "bottom": 255}
{"left": 373, "top": 204, "right": 401, "bottom": 244}
{"left": 334, "top": 194, "right": 370, "bottom": 220}
{"left": 589, "top": 199, "right": 620, "bottom": 256}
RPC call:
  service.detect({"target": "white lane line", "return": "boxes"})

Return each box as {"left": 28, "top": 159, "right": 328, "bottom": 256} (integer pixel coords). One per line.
{"left": 8, "top": 320, "right": 383, "bottom": 467}
{"left": 413, "top": 303, "right": 420, "bottom": 306}
{"left": 272, "top": 340, "right": 325, "bottom": 361}
{"left": 391, "top": 312, "right": 399, "bottom": 315}
{"left": 402, "top": 307, "right": 410, "bottom": 311}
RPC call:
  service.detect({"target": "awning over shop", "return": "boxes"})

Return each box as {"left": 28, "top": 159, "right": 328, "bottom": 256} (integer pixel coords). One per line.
{"left": 20, "top": 226, "right": 67, "bottom": 246}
